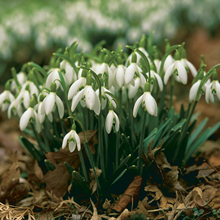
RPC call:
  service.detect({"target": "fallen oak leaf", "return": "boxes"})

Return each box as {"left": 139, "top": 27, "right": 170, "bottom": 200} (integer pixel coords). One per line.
{"left": 113, "top": 175, "right": 142, "bottom": 213}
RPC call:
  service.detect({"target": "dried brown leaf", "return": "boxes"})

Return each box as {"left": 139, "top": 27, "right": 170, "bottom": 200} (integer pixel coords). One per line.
{"left": 90, "top": 199, "right": 101, "bottom": 220}
{"left": 113, "top": 175, "right": 142, "bottom": 213}
{"left": 0, "top": 152, "right": 20, "bottom": 202}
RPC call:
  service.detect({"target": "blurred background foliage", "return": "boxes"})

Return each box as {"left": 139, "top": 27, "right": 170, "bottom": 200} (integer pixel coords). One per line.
{"left": 1, "top": 0, "right": 220, "bottom": 83}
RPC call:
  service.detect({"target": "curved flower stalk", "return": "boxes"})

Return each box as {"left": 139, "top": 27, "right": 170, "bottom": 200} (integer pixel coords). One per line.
{"left": 60, "top": 60, "right": 77, "bottom": 86}
{"left": 41, "top": 83, "right": 64, "bottom": 118}
{"left": 0, "top": 81, "right": 15, "bottom": 112}
{"left": 71, "top": 85, "right": 100, "bottom": 115}
{"left": 19, "top": 98, "right": 40, "bottom": 132}
{"left": 133, "top": 82, "right": 157, "bottom": 117}
{"left": 62, "top": 129, "right": 81, "bottom": 152}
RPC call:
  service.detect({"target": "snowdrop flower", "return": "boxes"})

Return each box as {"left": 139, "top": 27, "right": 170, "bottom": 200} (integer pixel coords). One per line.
{"left": 95, "top": 87, "right": 116, "bottom": 110}
{"left": 21, "top": 81, "right": 39, "bottom": 96}
{"left": 147, "top": 70, "right": 163, "bottom": 92}
{"left": 164, "top": 55, "right": 174, "bottom": 72}
{"left": 133, "top": 82, "right": 157, "bottom": 117}
{"left": 60, "top": 60, "right": 77, "bottom": 86}
{"left": 164, "top": 60, "right": 187, "bottom": 85}
{"left": 46, "top": 68, "right": 62, "bottom": 89}
{"left": 68, "top": 75, "right": 86, "bottom": 100}
{"left": 7, "top": 98, "right": 23, "bottom": 118}
{"left": 105, "top": 109, "right": 120, "bottom": 134}
{"left": 96, "top": 55, "right": 113, "bottom": 89}
{"left": 181, "top": 58, "right": 197, "bottom": 78}
{"left": 128, "top": 77, "right": 142, "bottom": 99}
{"left": 11, "top": 72, "right": 27, "bottom": 91}
{"left": 19, "top": 98, "right": 40, "bottom": 132}
{"left": 205, "top": 79, "right": 220, "bottom": 103}
{"left": 62, "top": 125, "right": 81, "bottom": 152}
{"left": 189, "top": 80, "right": 205, "bottom": 102}
{"left": 71, "top": 85, "right": 100, "bottom": 115}
{"left": 41, "top": 83, "right": 64, "bottom": 118}
{"left": 154, "top": 59, "right": 161, "bottom": 73}
{"left": 114, "top": 63, "right": 126, "bottom": 90}
{"left": 0, "top": 81, "right": 14, "bottom": 112}
{"left": 15, "top": 84, "right": 32, "bottom": 109}
{"left": 125, "top": 53, "right": 142, "bottom": 85}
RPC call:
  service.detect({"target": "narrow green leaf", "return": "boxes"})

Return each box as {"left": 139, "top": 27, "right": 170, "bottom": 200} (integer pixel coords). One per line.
{"left": 111, "top": 169, "right": 127, "bottom": 186}
{"left": 64, "top": 162, "right": 74, "bottom": 175}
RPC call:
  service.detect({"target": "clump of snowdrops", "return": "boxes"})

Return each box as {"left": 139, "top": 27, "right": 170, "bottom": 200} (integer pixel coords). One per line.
{"left": 0, "top": 35, "right": 220, "bottom": 196}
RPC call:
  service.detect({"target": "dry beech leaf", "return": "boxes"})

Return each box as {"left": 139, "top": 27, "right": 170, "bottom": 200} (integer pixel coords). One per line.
{"left": 89, "top": 167, "right": 102, "bottom": 194}
{"left": 90, "top": 199, "right": 101, "bottom": 220}
{"left": 116, "top": 209, "right": 130, "bottom": 220}
{"left": 113, "top": 175, "right": 142, "bottom": 213}
{"left": 0, "top": 152, "right": 20, "bottom": 202}
{"left": 43, "top": 130, "right": 98, "bottom": 198}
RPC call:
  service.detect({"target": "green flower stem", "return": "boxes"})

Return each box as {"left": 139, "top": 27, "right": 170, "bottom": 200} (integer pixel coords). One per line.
{"left": 104, "top": 129, "right": 109, "bottom": 171}
{"left": 137, "top": 110, "right": 147, "bottom": 175}
{"left": 31, "top": 123, "right": 44, "bottom": 152}
{"left": 169, "top": 76, "right": 175, "bottom": 109}
{"left": 128, "top": 98, "right": 135, "bottom": 148}
{"left": 185, "top": 102, "right": 192, "bottom": 118}
{"left": 42, "top": 128, "right": 51, "bottom": 152}
{"left": 28, "top": 62, "right": 47, "bottom": 78}
{"left": 11, "top": 67, "right": 22, "bottom": 89}
{"left": 78, "top": 150, "right": 89, "bottom": 182}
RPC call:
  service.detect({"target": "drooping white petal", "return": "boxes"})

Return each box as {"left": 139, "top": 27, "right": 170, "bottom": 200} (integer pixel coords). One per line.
{"left": 214, "top": 81, "right": 220, "bottom": 100}
{"left": 85, "top": 86, "right": 96, "bottom": 110}
{"left": 186, "top": 60, "right": 197, "bottom": 77}
{"left": 62, "top": 131, "right": 72, "bottom": 149}
{"left": 93, "top": 92, "right": 101, "bottom": 115}
{"left": 69, "top": 142, "right": 76, "bottom": 152}
{"left": 68, "top": 77, "right": 85, "bottom": 100}
{"left": 38, "top": 102, "right": 45, "bottom": 123}
{"left": 164, "top": 55, "right": 174, "bottom": 72}
{"left": 125, "top": 63, "right": 138, "bottom": 85}
{"left": 115, "top": 65, "right": 125, "bottom": 88}
{"left": 29, "top": 82, "right": 39, "bottom": 96}
{"left": 189, "top": 80, "right": 201, "bottom": 102}
{"left": 106, "top": 111, "right": 114, "bottom": 134}
{"left": 74, "top": 131, "right": 81, "bottom": 151}
{"left": 46, "top": 68, "right": 61, "bottom": 89}
{"left": 154, "top": 60, "right": 161, "bottom": 73}
{"left": 177, "top": 61, "right": 187, "bottom": 85}
{"left": 205, "top": 83, "right": 214, "bottom": 103}
{"left": 34, "top": 111, "right": 41, "bottom": 133}
{"left": 164, "top": 63, "right": 175, "bottom": 85}
{"left": 23, "top": 91, "right": 31, "bottom": 109}
{"left": 113, "top": 112, "right": 120, "bottom": 132}
{"left": 19, "top": 108, "right": 33, "bottom": 131}
{"left": 9, "top": 93, "right": 15, "bottom": 102}
{"left": 154, "top": 72, "right": 163, "bottom": 91}
{"left": 133, "top": 94, "right": 143, "bottom": 118}
{"left": 128, "top": 78, "right": 140, "bottom": 99}
{"left": 0, "top": 92, "right": 6, "bottom": 105}
{"left": 143, "top": 92, "right": 157, "bottom": 116}
{"left": 47, "top": 113, "right": 53, "bottom": 122}
{"left": 56, "top": 95, "right": 64, "bottom": 118}
{"left": 71, "top": 89, "right": 84, "bottom": 112}
{"left": 45, "top": 93, "right": 56, "bottom": 115}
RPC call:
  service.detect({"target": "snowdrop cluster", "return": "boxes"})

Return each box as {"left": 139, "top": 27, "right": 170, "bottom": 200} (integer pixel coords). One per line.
{"left": 0, "top": 35, "right": 220, "bottom": 157}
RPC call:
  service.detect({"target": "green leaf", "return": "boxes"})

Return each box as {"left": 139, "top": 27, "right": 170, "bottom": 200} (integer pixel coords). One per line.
{"left": 184, "top": 122, "right": 220, "bottom": 162}
{"left": 18, "top": 136, "right": 43, "bottom": 162}
{"left": 186, "top": 118, "right": 208, "bottom": 150}
{"left": 111, "top": 169, "right": 127, "bottom": 186}
{"left": 109, "top": 154, "right": 131, "bottom": 184}
{"left": 172, "top": 119, "right": 186, "bottom": 132}
{"left": 64, "top": 162, "right": 74, "bottom": 175}
{"left": 72, "top": 171, "right": 92, "bottom": 196}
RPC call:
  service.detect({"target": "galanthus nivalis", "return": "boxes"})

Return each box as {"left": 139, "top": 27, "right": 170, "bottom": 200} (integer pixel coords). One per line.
{"left": 0, "top": 81, "right": 14, "bottom": 112}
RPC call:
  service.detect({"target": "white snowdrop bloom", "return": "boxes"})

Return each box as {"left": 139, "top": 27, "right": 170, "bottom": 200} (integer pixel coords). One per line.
{"left": 163, "top": 55, "right": 174, "bottom": 72}
{"left": 114, "top": 64, "right": 126, "bottom": 89}
{"left": 105, "top": 110, "right": 120, "bottom": 134}
{"left": 147, "top": 70, "right": 163, "bottom": 92}
{"left": 60, "top": 60, "right": 77, "bottom": 85}
{"left": 15, "top": 89, "right": 31, "bottom": 109}
{"left": 125, "top": 62, "right": 142, "bottom": 85}
{"left": 21, "top": 81, "right": 39, "bottom": 96}
{"left": 71, "top": 85, "right": 100, "bottom": 115}
{"left": 62, "top": 130, "right": 81, "bottom": 152}
{"left": 41, "top": 92, "right": 64, "bottom": 118}
{"left": 128, "top": 78, "right": 141, "bottom": 99}
{"left": 189, "top": 80, "right": 205, "bottom": 102}
{"left": 205, "top": 80, "right": 220, "bottom": 103}
{"left": 11, "top": 72, "right": 27, "bottom": 91}
{"left": 46, "top": 68, "right": 63, "bottom": 89}
{"left": 96, "top": 62, "right": 113, "bottom": 89}
{"left": 181, "top": 58, "right": 197, "bottom": 77}
{"left": 95, "top": 87, "right": 116, "bottom": 110}
{"left": 126, "top": 47, "right": 149, "bottom": 65}
{"left": 68, "top": 77, "right": 86, "bottom": 100}
{"left": 0, "top": 90, "right": 14, "bottom": 112}
{"left": 164, "top": 60, "right": 187, "bottom": 85}
{"left": 19, "top": 107, "right": 40, "bottom": 133}
{"left": 8, "top": 99, "right": 23, "bottom": 118}
{"left": 154, "top": 59, "right": 161, "bottom": 73}
{"left": 133, "top": 92, "right": 157, "bottom": 117}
